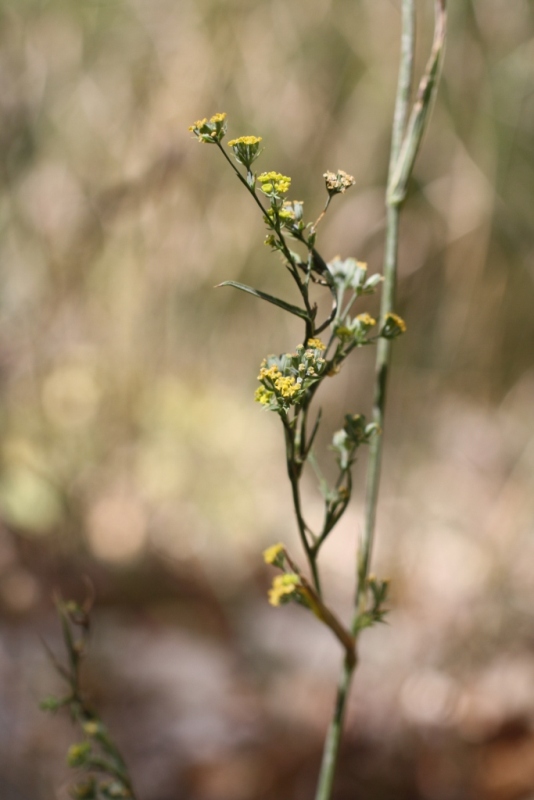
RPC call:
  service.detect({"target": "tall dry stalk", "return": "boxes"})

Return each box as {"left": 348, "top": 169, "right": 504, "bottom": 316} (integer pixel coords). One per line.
{"left": 314, "top": 3, "right": 447, "bottom": 798}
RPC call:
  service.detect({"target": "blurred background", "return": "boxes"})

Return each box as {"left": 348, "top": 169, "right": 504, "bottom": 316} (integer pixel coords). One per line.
{"left": 1, "top": 0, "right": 534, "bottom": 798}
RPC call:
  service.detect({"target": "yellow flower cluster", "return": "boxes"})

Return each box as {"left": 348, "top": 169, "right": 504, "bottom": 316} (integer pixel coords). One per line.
{"left": 258, "top": 363, "right": 280, "bottom": 381}
{"left": 263, "top": 542, "right": 285, "bottom": 565}
{"left": 188, "top": 113, "right": 227, "bottom": 143}
{"left": 228, "top": 135, "right": 262, "bottom": 147}
{"left": 189, "top": 118, "right": 207, "bottom": 130}
{"left": 227, "top": 134, "right": 263, "bottom": 167}
{"left": 356, "top": 313, "right": 376, "bottom": 327}
{"left": 275, "top": 375, "right": 299, "bottom": 398}
{"left": 278, "top": 207, "right": 295, "bottom": 221}
{"left": 385, "top": 312, "right": 406, "bottom": 332}
{"left": 258, "top": 362, "right": 299, "bottom": 398}
{"left": 266, "top": 205, "right": 295, "bottom": 223}
{"left": 307, "top": 338, "right": 326, "bottom": 350}
{"left": 255, "top": 344, "right": 328, "bottom": 411}
{"left": 335, "top": 313, "right": 377, "bottom": 344}
{"left": 258, "top": 172, "right": 291, "bottom": 195}
{"left": 268, "top": 573, "right": 300, "bottom": 606}
{"left": 254, "top": 386, "right": 273, "bottom": 405}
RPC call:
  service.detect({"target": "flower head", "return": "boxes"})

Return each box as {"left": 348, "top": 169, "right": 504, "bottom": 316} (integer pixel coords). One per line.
{"left": 356, "top": 313, "right": 376, "bottom": 328}
{"left": 188, "top": 112, "right": 227, "bottom": 143}
{"left": 334, "top": 313, "right": 376, "bottom": 345}
{"left": 255, "top": 386, "right": 274, "bottom": 406}
{"left": 228, "top": 135, "right": 262, "bottom": 147}
{"left": 283, "top": 199, "right": 304, "bottom": 225}
{"left": 228, "top": 135, "right": 263, "bottom": 167}
{"left": 380, "top": 312, "right": 407, "bottom": 339}
{"left": 324, "top": 169, "right": 355, "bottom": 196}
{"left": 258, "top": 172, "right": 291, "bottom": 195}
{"left": 255, "top": 348, "right": 328, "bottom": 413}
{"left": 263, "top": 542, "right": 286, "bottom": 566}
{"left": 307, "top": 338, "right": 326, "bottom": 351}
{"left": 268, "top": 573, "right": 300, "bottom": 606}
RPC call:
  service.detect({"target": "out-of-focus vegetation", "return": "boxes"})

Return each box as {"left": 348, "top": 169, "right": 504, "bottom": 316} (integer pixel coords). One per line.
{"left": 1, "top": 1, "right": 534, "bottom": 798}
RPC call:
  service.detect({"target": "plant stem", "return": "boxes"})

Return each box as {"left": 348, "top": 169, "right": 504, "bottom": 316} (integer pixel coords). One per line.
{"left": 313, "top": 3, "right": 417, "bottom": 799}
{"left": 360, "top": 0, "right": 447, "bottom": 610}
{"left": 283, "top": 414, "right": 322, "bottom": 595}
{"left": 314, "top": 656, "right": 355, "bottom": 800}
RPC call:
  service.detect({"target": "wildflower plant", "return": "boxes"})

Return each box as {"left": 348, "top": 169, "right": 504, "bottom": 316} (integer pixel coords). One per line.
{"left": 35, "top": 3, "right": 448, "bottom": 798}
{"left": 41, "top": 598, "right": 137, "bottom": 800}
{"left": 190, "top": 2, "right": 447, "bottom": 798}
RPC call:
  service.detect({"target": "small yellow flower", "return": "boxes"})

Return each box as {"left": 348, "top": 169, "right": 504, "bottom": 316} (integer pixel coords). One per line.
{"left": 268, "top": 573, "right": 300, "bottom": 606}
{"left": 380, "top": 312, "right": 407, "bottom": 340}
{"left": 263, "top": 543, "right": 285, "bottom": 565}
{"left": 356, "top": 313, "right": 376, "bottom": 327}
{"left": 258, "top": 172, "right": 291, "bottom": 195}
{"left": 228, "top": 136, "right": 263, "bottom": 167}
{"left": 188, "top": 117, "right": 207, "bottom": 131}
{"left": 258, "top": 364, "right": 281, "bottom": 381}
{"left": 258, "top": 171, "right": 281, "bottom": 182}
{"left": 228, "top": 135, "right": 262, "bottom": 146}
{"left": 189, "top": 112, "right": 227, "bottom": 143}
{"left": 277, "top": 207, "right": 294, "bottom": 220}
{"left": 255, "top": 386, "right": 273, "bottom": 405}
{"left": 307, "top": 338, "right": 326, "bottom": 351}
{"left": 386, "top": 312, "right": 406, "bottom": 332}
{"left": 274, "top": 375, "right": 299, "bottom": 397}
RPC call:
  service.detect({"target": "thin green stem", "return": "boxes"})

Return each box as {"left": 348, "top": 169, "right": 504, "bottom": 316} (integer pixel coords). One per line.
{"left": 314, "top": 657, "right": 355, "bottom": 800}
{"left": 360, "top": 0, "right": 416, "bottom": 622}
{"left": 282, "top": 414, "right": 322, "bottom": 595}
{"left": 216, "top": 142, "right": 320, "bottom": 334}
{"left": 314, "top": 3, "right": 417, "bottom": 799}
{"left": 360, "top": 0, "right": 447, "bottom": 606}
{"left": 216, "top": 141, "right": 267, "bottom": 217}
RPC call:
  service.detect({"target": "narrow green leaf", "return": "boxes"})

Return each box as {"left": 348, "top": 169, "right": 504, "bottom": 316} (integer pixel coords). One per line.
{"left": 216, "top": 281, "right": 309, "bottom": 320}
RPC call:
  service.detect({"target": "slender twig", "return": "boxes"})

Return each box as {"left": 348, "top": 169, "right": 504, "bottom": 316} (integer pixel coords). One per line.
{"left": 42, "top": 599, "right": 138, "bottom": 798}
{"left": 216, "top": 141, "right": 322, "bottom": 335}
{"left": 314, "top": 2, "right": 448, "bottom": 798}
{"left": 283, "top": 549, "right": 355, "bottom": 663}
{"left": 282, "top": 412, "right": 322, "bottom": 593}
{"left": 360, "top": 0, "right": 447, "bottom": 614}
{"left": 312, "top": 195, "right": 333, "bottom": 231}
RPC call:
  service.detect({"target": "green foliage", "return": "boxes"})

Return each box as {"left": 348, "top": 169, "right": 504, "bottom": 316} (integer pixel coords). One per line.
{"left": 354, "top": 576, "right": 390, "bottom": 633}
{"left": 332, "top": 414, "right": 379, "bottom": 472}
